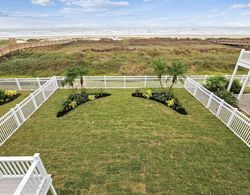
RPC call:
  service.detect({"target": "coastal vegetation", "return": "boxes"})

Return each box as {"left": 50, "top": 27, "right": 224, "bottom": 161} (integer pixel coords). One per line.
{"left": 0, "top": 38, "right": 246, "bottom": 77}
{"left": 204, "top": 76, "right": 242, "bottom": 106}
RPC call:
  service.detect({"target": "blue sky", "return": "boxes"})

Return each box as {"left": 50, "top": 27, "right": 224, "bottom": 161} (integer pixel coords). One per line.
{"left": 0, "top": 0, "right": 250, "bottom": 28}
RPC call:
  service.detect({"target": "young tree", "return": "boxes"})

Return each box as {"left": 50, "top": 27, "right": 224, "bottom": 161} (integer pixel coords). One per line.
{"left": 77, "top": 66, "right": 88, "bottom": 92}
{"left": 62, "top": 67, "right": 78, "bottom": 90}
{"left": 152, "top": 59, "right": 167, "bottom": 88}
{"left": 167, "top": 60, "right": 187, "bottom": 91}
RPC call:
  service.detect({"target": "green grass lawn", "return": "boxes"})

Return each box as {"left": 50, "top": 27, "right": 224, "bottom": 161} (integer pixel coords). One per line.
{"left": 0, "top": 89, "right": 249, "bottom": 194}
{"left": 0, "top": 92, "right": 30, "bottom": 117}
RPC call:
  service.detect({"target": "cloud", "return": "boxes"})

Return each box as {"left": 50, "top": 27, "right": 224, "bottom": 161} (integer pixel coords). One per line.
{"left": 241, "top": 12, "right": 250, "bottom": 16}
{"left": 60, "top": 0, "right": 129, "bottom": 11}
{"left": 0, "top": 11, "right": 60, "bottom": 19}
{"left": 31, "top": 0, "right": 53, "bottom": 6}
{"left": 230, "top": 3, "right": 250, "bottom": 10}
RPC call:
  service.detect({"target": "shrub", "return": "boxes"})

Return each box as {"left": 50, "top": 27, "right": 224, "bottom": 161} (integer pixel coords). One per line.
{"left": 205, "top": 76, "right": 228, "bottom": 92}
{"left": 216, "top": 90, "right": 237, "bottom": 106}
{"left": 132, "top": 89, "right": 187, "bottom": 115}
{"left": 204, "top": 76, "right": 238, "bottom": 106}
{"left": 0, "top": 89, "right": 20, "bottom": 105}
{"left": 227, "top": 79, "right": 242, "bottom": 94}
{"left": 57, "top": 90, "right": 111, "bottom": 117}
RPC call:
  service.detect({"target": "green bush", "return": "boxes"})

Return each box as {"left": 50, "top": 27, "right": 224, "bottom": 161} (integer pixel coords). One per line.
{"left": 205, "top": 76, "right": 228, "bottom": 92}
{"left": 216, "top": 90, "right": 237, "bottom": 106}
{"left": 132, "top": 89, "right": 187, "bottom": 115}
{"left": 227, "top": 79, "right": 242, "bottom": 94}
{"left": 204, "top": 76, "right": 238, "bottom": 106}
{"left": 0, "top": 89, "right": 19, "bottom": 105}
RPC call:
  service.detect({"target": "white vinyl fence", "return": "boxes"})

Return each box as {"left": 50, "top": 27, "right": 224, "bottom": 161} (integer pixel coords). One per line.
{"left": 0, "top": 77, "right": 58, "bottom": 146}
{"left": 0, "top": 75, "right": 249, "bottom": 91}
{"left": 0, "top": 153, "right": 57, "bottom": 195}
{"left": 184, "top": 77, "right": 250, "bottom": 147}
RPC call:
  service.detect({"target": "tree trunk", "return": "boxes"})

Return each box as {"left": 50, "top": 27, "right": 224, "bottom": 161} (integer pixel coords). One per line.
{"left": 159, "top": 76, "right": 163, "bottom": 88}
{"left": 169, "top": 75, "right": 177, "bottom": 91}
{"left": 80, "top": 76, "right": 83, "bottom": 92}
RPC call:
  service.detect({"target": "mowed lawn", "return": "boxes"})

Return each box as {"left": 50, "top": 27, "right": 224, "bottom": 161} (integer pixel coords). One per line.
{"left": 0, "top": 89, "right": 249, "bottom": 194}
{"left": 0, "top": 92, "right": 30, "bottom": 117}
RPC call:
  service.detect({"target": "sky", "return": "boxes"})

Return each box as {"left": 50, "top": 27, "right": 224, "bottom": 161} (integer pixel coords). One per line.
{"left": 0, "top": 0, "right": 250, "bottom": 28}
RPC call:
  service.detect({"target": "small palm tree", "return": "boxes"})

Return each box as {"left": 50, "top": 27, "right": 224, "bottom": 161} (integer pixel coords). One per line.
{"left": 62, "top": 67, "right": 78, "bottom": 90}
{"left": 77, "top": 66, "right": 88, "bottom": 92}
{"left": 152, "top": 59, "right": 167, "bottom": 88}
{"left": 167, "top": 60, "right": 187, "bottom": 91}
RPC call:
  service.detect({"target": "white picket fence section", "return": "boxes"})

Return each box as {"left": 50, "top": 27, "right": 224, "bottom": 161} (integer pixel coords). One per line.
{"left": 0, "top": 77, "right": 58, "bottom": 146}
{"left": 0, "top": 153, "right": 57, "bottom": 195}
{"left": 0, "top": 75, "right": 249, "bottom": 91}
{"left": 184, "top": 77, "right": 250, "bottom": 147}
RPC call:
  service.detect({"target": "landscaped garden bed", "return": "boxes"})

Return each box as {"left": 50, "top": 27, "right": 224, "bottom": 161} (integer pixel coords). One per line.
{"left": 0, "top": 89, "right": 20, "bottom": 106}
{"left": 132, "top": 89, "right": 187, "bottom": 115}
{"left": 1, "top": 89, "right": 249, "bottom": 194}
{"left": 0, "top": 91, "right": 30, "bottom": 117}
{"left": 57, "top": 90, "right": 111, "bottom": 117}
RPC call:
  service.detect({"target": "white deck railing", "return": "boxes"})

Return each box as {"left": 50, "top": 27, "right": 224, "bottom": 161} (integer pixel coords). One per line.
{"left": 0, "top": 77, "right": 58, "bottom": 146}
{"left": 184, "top": 77, "right": 250, "bottom": 147}
{"left": 0, "top": 75, "right": 249, "bottom": 90}
{"left": 0, "top": 153, "right": 57, "bottom": 195}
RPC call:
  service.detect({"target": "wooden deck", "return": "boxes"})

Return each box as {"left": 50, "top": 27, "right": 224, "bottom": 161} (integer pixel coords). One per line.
{"left": 212, "top": 39, "right": 250, "bottom": 47}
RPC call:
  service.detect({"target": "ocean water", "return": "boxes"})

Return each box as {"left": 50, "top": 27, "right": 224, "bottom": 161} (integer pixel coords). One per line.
{"left": 0, "top": 27, "right": 250, "bottom": 39}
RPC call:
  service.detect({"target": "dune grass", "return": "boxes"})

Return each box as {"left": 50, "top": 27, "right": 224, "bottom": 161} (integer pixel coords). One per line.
{"left": 0, "top": 92, "right": 30, "bottom": 117}
{"left": 0, "top": 89, "right": 249, "bottom": 194}
{"left": 0, "top": 38, "right": 246, "bottom": 77}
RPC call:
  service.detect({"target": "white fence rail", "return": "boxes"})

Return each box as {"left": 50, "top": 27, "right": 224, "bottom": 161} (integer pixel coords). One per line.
{"left": 184, "top": 77, "right": 250, "bottom": 147}
{"left": 0, "top": 77, "right": 58, "bottom": 146}
{"left": 0, "top": 75, "right": 249, "bottom": 90}
{"left": 0, "top": 153, "right": 57, "bottom": 195}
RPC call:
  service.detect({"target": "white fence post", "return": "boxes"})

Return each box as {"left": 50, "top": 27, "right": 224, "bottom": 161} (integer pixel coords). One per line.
{"left": 83, "top": 76, "right": 87, "bottom": 88}
{"left": 164, "top": 76, "right": 168, "bottom": 88}
{"left": 203, "top": 75, "right": 208, "bottom": 85}
{"left": 30, "top": 94, "right": 38, "bottom": 109}
{"left": 11, "top": 108, "right": 21, "bottom": 127}
{"left": 41, "top": 86, "right": 46, "bottom": 100}
{"left": 216, "top": 100, "right": 224, "bottom": 117}
{"left": 227, "top": 108, "right": 238, "bottom": 127}
{"left": 206, "top": 93, "right": 214, "bottom": 108}
{"left": 194, "top": 85, "right": 198, "bottom": 96}
{"left": 54, "top": 76, "right": 59, "bottom": 89}
{"left": 144, "top": 75, "right": 147, "bottom": 88}
{"left": 37, "top": 77, "right": 41, "bottom": 87}
{"left": 17, "top": 104, "right": 25, "bottom": 122}
{"left": 15, "top": 78, "right": 22, "bottom": 91}
{"left": 124, "top": 75, "right": 126, "bottom": 88}
{"left": 104, "top": 76, "right": 107, "bottom": 88}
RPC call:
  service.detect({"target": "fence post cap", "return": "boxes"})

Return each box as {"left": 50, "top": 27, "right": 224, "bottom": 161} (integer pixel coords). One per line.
{"left": 33, "top": 153, "right": 40, "bottom": 160}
